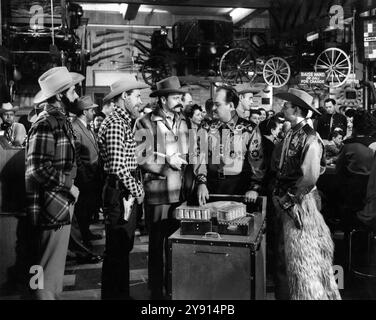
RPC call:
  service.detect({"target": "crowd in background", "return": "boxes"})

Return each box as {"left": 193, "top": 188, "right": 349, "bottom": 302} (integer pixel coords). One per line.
{"left": 1, "top": 68, "right": 376, "bottom": 300}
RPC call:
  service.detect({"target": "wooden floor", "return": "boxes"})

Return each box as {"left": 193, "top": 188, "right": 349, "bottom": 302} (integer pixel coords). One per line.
{"left": 1, "top": 220, "right": 375, "bottom": 300}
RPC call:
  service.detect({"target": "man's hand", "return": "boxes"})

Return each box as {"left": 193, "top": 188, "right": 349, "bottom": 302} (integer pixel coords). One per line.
{"left": 136, "top": 192, "right": 145, "bottom": 205}
{"left": 197, "top": 184, "right": 209, "bottom": 206}
{"left": 70, "top": 185, "right": 80, "bottom": 203}
{"left": 167, "top": 153, "right": 187, "bottom": 170}
{"left": 245, "top": 190, "right": 258, "bottom": 203}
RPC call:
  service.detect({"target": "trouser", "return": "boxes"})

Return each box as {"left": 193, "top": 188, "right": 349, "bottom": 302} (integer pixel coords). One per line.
{"left": 74, "top": 186, "right": 100, "bottom": 241}
{"left": 101, "top": 181, "right": 137, "bottom": 300}
{"left": 145, "top": 204, "right": 180, "bottom": 298}
{"left": 30, "top": 206, "right": 73, "bottom": 300}
{"left": 68, "top": 214, "right": 95, "bottom": 257}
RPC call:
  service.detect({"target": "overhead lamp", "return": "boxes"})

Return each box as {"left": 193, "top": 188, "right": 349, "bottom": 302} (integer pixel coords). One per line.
{"left": 229, "top": 8, "right": 255, "bottom": 24}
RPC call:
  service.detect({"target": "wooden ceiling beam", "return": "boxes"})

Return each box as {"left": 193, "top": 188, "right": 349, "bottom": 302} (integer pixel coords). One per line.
{"left": 234, "top": 8, "right": 267, "bottom": 27}
{"left": 123, "top": 3, "right": 140, "bottom": 20}
{"left": 81, "top": 0, "right": 271, "bottom": 9}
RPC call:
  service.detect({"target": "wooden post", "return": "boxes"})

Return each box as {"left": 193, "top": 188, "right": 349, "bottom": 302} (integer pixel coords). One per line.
{"left": 364, "top": 61, "right": 369, "bottom": 110}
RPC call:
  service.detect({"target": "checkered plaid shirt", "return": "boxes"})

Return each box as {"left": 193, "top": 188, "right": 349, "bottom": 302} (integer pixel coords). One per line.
{"left": 98, "top": 104, "right": 143, "bottom": 197}
{"left": 25, "top": 104, "right": 76, "bottom": 228}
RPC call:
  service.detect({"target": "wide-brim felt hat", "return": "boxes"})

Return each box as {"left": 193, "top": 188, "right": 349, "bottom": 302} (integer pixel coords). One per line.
{"left": 34, "top": 67, "right": 85, "bottom": 104}
{"left": 103, "top": 75, "right": 149, "bottom": 103}
{"left": 274, "top": 88, "right": 321, "bottom": 116}
{"left": 235, "top": 83, "right": 260, "bottom": 95}
{"left": 150, "top": 76, "right": 186, "bottom": 97}
{"left": 0, "top": 102, "right": 19, "bottom": 114}
{"left": 75, "top": 95, "right": 98, "bottom": 112}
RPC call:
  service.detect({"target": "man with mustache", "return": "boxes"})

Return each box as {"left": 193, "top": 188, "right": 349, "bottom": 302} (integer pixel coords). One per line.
{"left": 196, "top": 85, "right": 264, "bottom": 205}
{"left": 98, "top": 75, "right": 149, "bottom": 299}
{"left": 135, "top": 76, "right": 189, "bottom": 299}
{"left": 25, "top": 66, "right": 83, "bottom": 299}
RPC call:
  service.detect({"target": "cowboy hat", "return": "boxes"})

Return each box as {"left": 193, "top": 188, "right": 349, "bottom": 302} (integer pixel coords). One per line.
{"left": 33, "top": 67, "right": 85, "bottom": 104}
{"left": 0, "top": 102, "right": 19, "bottom": 114}
{"left": 76, "top": 95, "right": 98, "bottom": 111}
{"left": 274, "top": 88, "right": 321, "bottom": 116}
{"left": 150, "top": 76, "right": 186, "bottom": 98}
{"left": 235, "top": 83, "right": 260, "bottom": 95}
{"left": 103, "top": 75, "right": 149, "bottom": 103}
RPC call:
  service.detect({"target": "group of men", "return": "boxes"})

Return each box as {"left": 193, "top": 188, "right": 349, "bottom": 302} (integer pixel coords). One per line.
{"left": 24, "top": 65, "right": 341, "bottom": 300}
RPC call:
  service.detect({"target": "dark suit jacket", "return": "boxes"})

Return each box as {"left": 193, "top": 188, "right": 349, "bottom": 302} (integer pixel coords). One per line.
{"left": 72, "top": 117, "right": 100, "bottom": 189}
{"left": 316, "top": 113, "right": 347, "bottom": 140}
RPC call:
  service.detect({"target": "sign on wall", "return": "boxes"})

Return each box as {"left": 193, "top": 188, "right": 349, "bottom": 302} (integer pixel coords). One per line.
{"left": 299, "top": 72, "right": 326, "bottom": 85}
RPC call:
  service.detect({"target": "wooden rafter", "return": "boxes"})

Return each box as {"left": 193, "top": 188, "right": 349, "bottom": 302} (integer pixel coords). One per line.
{"left": 234, "top": 8, "right": 267, "bottom": 27}
{"left": 84, "top": 0, "right": 271, "bottom": 9}
{"left": 123, "top": 4, "right": 140, "bottom": 20}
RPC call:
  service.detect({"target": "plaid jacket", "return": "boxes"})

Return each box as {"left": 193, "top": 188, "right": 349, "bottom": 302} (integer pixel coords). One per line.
{"left": 135, "top": 107, "right": 189, "bottom": 205}
{"left": 97, "top": 104, "right": 143, "bottom": 197}
{"left": 25, "top": 104, "right": 76, "bottom": 229}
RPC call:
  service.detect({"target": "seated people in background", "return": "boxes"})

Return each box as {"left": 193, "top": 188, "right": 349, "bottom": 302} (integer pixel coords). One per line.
{"left": 181, "top": 92, "right": 193, "bottom": 114}
{"left": 185, "top": 104, "right": 203, "bottom": 131}
{"left": 101, "top": 101, "right": 114, "bottom": 117}
{"left": 93, "top": 111, "right": 106, "bottom": 137}
{"left": 267, "top": 110, "right": 275, "bottom": 120}
{"left": 258, "top": 108, "right": 267, "bottom": 123}
{"left": 202, "top": 98, "right": 214, "bottom": 124}
{"left": 249, "top": 109, "right": 261, "bottom": 126}
{"left": 325, "top": 129, "right": 344, "bottom": 165}
{"left": 0, "top": 102, "right": 26, "bottom": 146}
{"left": 316, "top": 98, "right": 347, "bottom": 141}
{"left": 357, "top": 155, "right": 376, "bottom": 232}
{"left": 336, "top": 110, "right": 376, "bottom": 229}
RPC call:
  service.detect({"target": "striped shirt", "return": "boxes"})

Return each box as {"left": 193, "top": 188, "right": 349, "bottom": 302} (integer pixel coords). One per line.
{"left": 98, "top": 104, "right": 143, "bottom": 197}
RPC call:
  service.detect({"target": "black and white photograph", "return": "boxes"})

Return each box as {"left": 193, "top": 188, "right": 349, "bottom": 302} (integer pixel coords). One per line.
{"left": 0, "top": 0, "right": 376, "bottom": 307}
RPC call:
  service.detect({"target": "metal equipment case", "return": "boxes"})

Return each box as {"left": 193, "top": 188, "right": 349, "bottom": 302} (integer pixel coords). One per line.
{"left": 168, "top": 196, "right": 266, "bottom": 300}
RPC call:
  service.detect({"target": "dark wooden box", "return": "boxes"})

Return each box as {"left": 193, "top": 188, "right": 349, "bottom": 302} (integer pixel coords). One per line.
{"left": 180, "top": 219, "right": 212, "bottom": 235}
{"left": 168, "top": 196, "right": 266, "bottom": 300}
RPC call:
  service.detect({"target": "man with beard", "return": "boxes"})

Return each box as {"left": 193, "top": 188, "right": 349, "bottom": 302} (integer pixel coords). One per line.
{"left": 25, "top": 66, "right": 83, "bottom": 299}
{"left": 196, "top": 85, "right": 264, "bottom": 205}
{"left": 135, "top": 76, "right": 189, "bottom": 299}
{"left": 98, "top": 75, "right": 149, "bottom": 300}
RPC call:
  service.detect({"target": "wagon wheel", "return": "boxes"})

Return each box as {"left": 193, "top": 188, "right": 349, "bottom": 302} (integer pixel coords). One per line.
{"left": 219, "top": 48, "right": 257, "bottom": 84}
{"left": 314, "top": 48, "right": 351, "bottom": 88}
{"left": 141, "top": 56, "right": 172, "bottom": 87}
{"left": 262, "top": 57, "right": 291, "bottom": 88}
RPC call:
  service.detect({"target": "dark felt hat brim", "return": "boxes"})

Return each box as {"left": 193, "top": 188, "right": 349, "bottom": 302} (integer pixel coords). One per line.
{"left": 150, "top": 88, "right": 187, "bottom": 98}
{"left": 274, "top": 92, "right": 321, "bottom": 116}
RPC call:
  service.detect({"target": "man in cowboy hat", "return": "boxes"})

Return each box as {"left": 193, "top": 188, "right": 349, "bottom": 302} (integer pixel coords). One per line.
{"left": 25, "top": 66, "right": 84, "bottom": 299}
{"left": 272, "top": 88, "right": 340, "bottom": 300}
{"left": 70, "top": 96, "right": 103, "bottom": 248}
{"left": 235, "top": 83, "right": 260, "bottom": 120}
{"left": 135, "top": 76, "right": 189, "bottom": 299}
{"left": 0, "top": 102, "right": 26, "bottom": 146}
{"left": 97, "top": 75, "right": 149, "bottom": 300}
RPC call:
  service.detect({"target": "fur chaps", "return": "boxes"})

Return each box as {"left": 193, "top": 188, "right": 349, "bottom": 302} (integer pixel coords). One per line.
{"left": 274, "top": 191, "right": 341, "bottom": 300}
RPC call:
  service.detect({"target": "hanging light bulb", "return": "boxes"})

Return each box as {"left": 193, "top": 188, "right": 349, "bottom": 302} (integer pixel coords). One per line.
{"left": 13, "top": 65, "right": 22, "bottom": 81}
